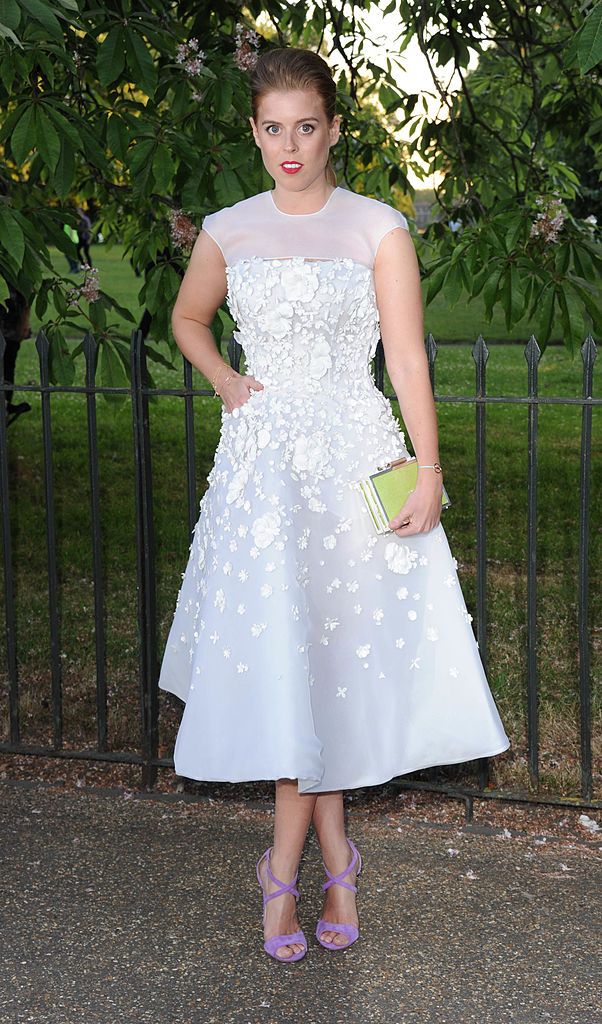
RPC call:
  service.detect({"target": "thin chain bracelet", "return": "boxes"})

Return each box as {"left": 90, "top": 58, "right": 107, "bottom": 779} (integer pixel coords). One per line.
{"left": 211, "top": 365, "right": 233, "bottom": 396}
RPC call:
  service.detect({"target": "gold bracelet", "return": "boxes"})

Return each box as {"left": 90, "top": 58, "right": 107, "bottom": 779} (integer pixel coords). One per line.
{"left": 211, "top": 364, "right": 230, "bottom": 396}
{"left": 214, "top": 371, "right": 235, "bottom": 397}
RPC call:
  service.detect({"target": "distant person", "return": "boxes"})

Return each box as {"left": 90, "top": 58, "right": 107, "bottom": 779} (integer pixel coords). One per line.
{"left": 76, "top": 207, "right": 93, "bottom": 268}
{"left": 0, "top": 284, "right": 32, "bottom": 420}
{"left": 63, "top": 222, "right": 79, "bottom": 272}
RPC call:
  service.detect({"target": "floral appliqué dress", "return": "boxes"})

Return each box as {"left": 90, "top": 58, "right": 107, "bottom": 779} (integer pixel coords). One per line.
{"left": 158, "top": 186, "right": 510, "bottom": 793}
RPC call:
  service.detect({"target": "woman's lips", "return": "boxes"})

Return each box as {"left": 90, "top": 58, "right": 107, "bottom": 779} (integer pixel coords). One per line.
{"left": 280, "top": 162, "right": 304, "bottom": 174}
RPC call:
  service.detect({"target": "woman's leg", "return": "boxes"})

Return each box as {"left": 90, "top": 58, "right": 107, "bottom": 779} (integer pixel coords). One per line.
{"left": 258, "top": 778, "right": 317, "bottom": 959}
{"left": 311, "top": 791, "right": 360, "bottom": 946}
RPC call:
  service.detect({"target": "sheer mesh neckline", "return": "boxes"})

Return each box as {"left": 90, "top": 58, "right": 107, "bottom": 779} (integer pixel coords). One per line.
{"left": 267, "top": 187, "right": 340, "bottom": 217}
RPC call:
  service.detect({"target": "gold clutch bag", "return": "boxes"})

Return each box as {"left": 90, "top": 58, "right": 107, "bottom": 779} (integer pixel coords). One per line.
{"left": 357, "top": 456, "right": 451, "bottom": 535}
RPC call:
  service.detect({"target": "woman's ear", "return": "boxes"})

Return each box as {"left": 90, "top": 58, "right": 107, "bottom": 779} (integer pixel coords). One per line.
{"left": 329, "top": 114, "right": 341, "bottom": 146}
{"left": 249, "top": 116, "right": 260, "bottom": 146}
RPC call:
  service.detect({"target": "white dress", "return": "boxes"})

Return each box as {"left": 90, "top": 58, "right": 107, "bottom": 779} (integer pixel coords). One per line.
{"left": 158, "top": 185, "right": 510, "bottom": 793}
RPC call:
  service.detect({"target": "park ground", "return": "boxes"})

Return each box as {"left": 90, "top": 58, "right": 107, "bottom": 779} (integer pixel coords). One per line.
{"left": 0, "top": 771, "right": 600, "bottom": 1024}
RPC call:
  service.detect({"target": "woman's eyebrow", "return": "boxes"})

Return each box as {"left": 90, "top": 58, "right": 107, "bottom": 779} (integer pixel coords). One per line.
{"left": 260, "top": 116, "right": 320, "bottom": 125}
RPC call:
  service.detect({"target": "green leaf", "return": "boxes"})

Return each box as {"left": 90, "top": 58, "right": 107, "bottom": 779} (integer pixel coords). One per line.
{"left": 536, "top": 284, "right": 555, "bottom": 346}
{"left": 35, "top": 106, "right": 61, "bottom": 172}
{"left": 557, "top": 288, "right": 585, "bottom": 354}
{"left": 44, "top": 103, "right": 82, "bottom": 151}
{"left": 124, "top": 29, "right": 156, "bottom": 96}
{"left": 54, "top": 137, "right": 75, "bottom": 198}
{"left": 128, "top": 137, "right": 155, "bottom": 177}
{"left": 0, "top": 21, "right": 20, "bottom": 42}
{"left": 47, "top": 328, "right": 75, "bottom": 385}
{"left": 100, "top": 339, "right": 128, "bottom": 402}
{"left": 11, "top": 104, "right": 35, "bottom": 165}
{"left": 20, "top": 0, "right": 63, "bottom": 41}
{"left": 152, "top": 144, "right": 174, "bottom": 193}
{"left": 425, "top": 262, "right": 448, "bottom": 303}
{"left": 88, "top": 297, "right": 106, "bottom": 331}
{"left": 98, "top": 289, "right": 135, "bottom": 324}
{"left": 0, "top": 205, "right": 25, "bottom": 267}
{"left": 96, "top": 25, "right": 125, "bottom": 87}
{"left": 106, "top": 113, "right": 129, "bottom": 161}
{"left": 0, "top": 0, "right": 20, "bottom": 30}
{"left": 578, "top": 1, "right": 602, "bottom": 74}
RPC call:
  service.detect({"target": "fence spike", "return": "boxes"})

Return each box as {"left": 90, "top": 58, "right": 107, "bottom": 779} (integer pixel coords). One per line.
{"left": 581, "top": 335, "right": 597, "bottom": 389}
{"left": 471, "top": 333, "right": 489, "bottom": 364}
{"left": 524, "top": 333, "right": 542, "bottom": 366}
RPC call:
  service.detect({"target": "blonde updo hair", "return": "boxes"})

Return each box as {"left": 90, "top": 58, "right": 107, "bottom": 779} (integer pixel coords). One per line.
{"left": 249, "top": 47, "right": 338, "bottom": 187}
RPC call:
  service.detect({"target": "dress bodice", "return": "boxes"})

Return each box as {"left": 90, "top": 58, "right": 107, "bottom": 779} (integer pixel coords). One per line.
{"left": 202, "top": 187, "right": 409, "bottom": 394}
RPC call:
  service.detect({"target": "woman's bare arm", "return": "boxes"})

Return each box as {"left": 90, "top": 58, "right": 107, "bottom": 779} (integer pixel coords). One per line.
{"left": 171, "top": 230, "right": 263, "bottom": 410}
{"left": 373, "top": 226, "right": 443, "bottom": 536}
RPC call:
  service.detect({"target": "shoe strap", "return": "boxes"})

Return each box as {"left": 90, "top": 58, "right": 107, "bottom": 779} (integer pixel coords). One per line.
{"left": 321, "top": 838, "right": 361, "bottom": 893}
{"left": 257, "top": 847, "right": 300, "bottom": 904}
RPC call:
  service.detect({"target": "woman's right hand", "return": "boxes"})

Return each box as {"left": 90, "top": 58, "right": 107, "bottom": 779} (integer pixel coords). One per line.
{"left": 218, "top": 371, "right": 264, "bottom": 414}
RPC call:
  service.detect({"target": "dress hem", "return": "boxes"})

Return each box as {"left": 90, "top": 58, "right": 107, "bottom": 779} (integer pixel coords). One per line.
{"left": 172, "top": 739, "right": 511, "bottom": 794}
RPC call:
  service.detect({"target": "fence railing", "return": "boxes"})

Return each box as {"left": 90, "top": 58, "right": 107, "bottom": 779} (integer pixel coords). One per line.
{"left": 0, "top": 328, "right": 599, "bottom": 817}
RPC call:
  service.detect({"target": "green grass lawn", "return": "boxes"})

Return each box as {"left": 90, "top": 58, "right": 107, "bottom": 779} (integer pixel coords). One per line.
{"left": 1, "top": 244, "right": 599, "bottom": 799}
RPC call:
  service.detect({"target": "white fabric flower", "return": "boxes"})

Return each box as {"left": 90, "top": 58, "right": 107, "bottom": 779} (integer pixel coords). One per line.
{"left": 251, "top": 510, "right": 281, "bottom": 549}
{"left": 384, "top": 542, "right": 419, "bottom": 575}
{"left": 308, "top": 337, "right": 332, "bottom": 380}
{"left": 284, "top": 265, "right": 320, "bottom": 301}
{"left": 262, "top": 301, "right": 294, "bottom": 339}
{"left": 356, "top": 643, "right": 371, "bottom": 658}
{"left": 292, "top": 434, "right": 331, "bottom": 476}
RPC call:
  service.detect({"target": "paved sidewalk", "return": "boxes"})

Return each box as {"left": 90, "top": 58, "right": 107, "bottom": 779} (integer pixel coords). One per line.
{"left": 0, "top": 779, "right": 600, "bottom": 1024}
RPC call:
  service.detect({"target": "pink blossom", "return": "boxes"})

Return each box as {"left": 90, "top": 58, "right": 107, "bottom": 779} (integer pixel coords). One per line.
{"left": 169, "top": 209, "right": 199, "bottom": 250}
{"left": 530, "top": 194, "right": 565, "bottom": 245}
{"left": 234, "top": 24, "right": 260, "bottom": 72}
{"left": 176, "top": 39, "right": 206, "bottom": 77}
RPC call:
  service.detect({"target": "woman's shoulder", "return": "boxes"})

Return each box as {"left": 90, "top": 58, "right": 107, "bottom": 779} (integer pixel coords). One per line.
{"left": 202, "top": 191, "right": 265, "bottom": 226}
{"left": 337, "top": 186, "right": 409, "bottom": 230}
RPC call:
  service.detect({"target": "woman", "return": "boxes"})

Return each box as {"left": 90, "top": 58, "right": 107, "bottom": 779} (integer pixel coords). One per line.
{"left": 158, "top": 47, "right": 510, "bottom": 962}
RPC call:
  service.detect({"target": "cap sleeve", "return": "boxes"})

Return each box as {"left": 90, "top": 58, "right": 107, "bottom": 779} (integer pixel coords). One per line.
{"left": 201, "top": 209, "right": 227, "bottom": 260}
{"left": 372, "top": 204, "right": 409, "bottom": 260}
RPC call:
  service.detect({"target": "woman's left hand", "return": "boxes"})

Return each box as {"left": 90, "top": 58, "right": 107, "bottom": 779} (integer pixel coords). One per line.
{"left": 387, "top": 474, "right": 443, "bottom": 537}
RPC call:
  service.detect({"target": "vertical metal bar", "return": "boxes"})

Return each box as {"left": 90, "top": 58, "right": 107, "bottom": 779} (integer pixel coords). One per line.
{"left": 131, "top": 330, "right": 149, "bottom": 780}
{"left": 134, "top": 332, "right": 159, "bottom": 789}
{"left": 35, "top": 330, "right": 62, "bottom": 748}
{"left": 183, "top": 355, "right": 197, "bottom": 539}
{"left": 472, "top": 334, "right": 489, "bottom": 789}
{"left": 0, "top": 332, "right": 19, "bottom": 743}
{"left": 83, "top": 333, "right": 107, "bottom": 752}
{"left": 524, "top": 335, "right": 541, "bottom": 788}
{"left": 374, "top": 339, "right": 385, "bottom": 392}
{"left": 425, "top": 332, "right": 437, "bottom": 393}
{"left": 578, "top": 336, "right": 596, "bottom": 800}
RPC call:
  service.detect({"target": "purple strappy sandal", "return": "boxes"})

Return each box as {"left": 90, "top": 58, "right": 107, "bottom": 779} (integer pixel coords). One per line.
{"left": 315, "top": 836, "right": 363, "bottom": 951}
{"left": 256, "top": 846, "right": 308, "bottom": 963}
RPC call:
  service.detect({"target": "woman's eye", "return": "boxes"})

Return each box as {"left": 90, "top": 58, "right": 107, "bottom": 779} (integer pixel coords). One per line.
{"left": 266, "top": 125, "right": 279, "bottom": 135}
{"left": 299, "top": 124, "right": 314, "bottom": 133}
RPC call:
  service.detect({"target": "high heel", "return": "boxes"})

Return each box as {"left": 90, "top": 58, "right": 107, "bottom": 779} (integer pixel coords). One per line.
{"left": 315, "top": 836, "right": 363, "bottom": 951}
{"left": 256, "top": 847, "right": 308, "bottom": 963}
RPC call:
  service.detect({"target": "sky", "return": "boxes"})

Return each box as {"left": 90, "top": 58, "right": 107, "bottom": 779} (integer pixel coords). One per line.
{"left": 325, "top": 4, "right": 481, "bottom": 188}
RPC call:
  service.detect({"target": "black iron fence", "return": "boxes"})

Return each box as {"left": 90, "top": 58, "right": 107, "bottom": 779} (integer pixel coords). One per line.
{"left": 0, "top": 328, "right": 599, "bottom": 818}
